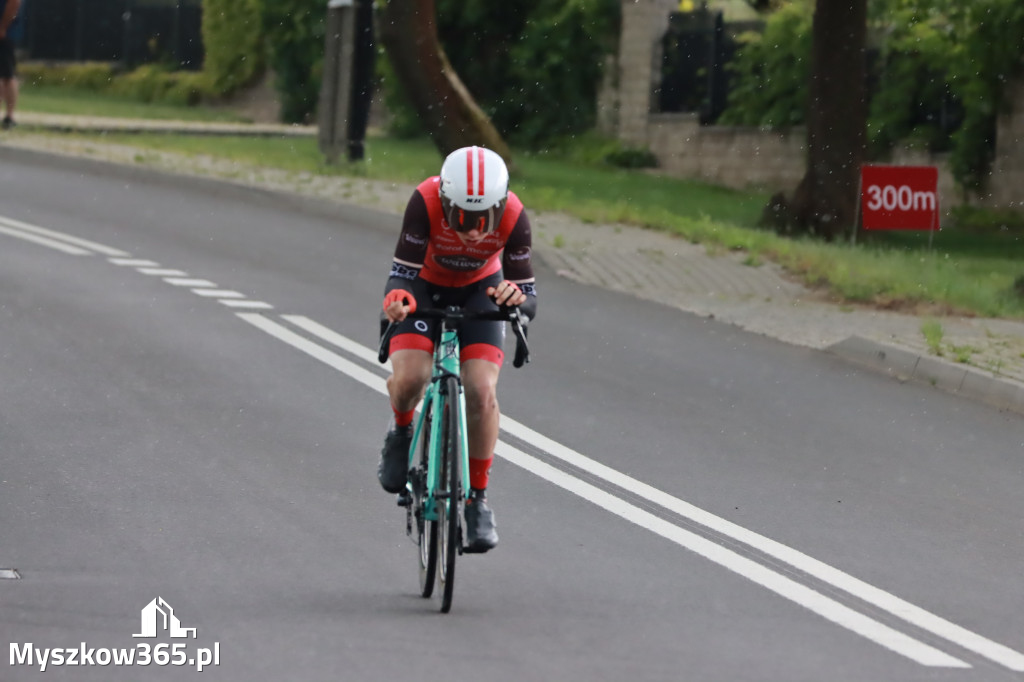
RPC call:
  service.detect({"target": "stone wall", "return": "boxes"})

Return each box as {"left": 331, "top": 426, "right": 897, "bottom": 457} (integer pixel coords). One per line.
{"left": 648, "top": 113, "right": 805, "bottom": 190}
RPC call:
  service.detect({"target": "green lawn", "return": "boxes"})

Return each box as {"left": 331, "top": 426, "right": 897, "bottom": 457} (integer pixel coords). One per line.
{"left": 19, "top": 86, "right": 248, "bottom": 122}
{"left": 15, "top": 87, "right": 1024, "bottom": 319}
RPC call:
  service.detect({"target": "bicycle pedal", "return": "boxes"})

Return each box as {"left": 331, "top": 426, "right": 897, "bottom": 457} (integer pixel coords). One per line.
{"left": 396, "top": 490, "right": 412, "bottom": 507}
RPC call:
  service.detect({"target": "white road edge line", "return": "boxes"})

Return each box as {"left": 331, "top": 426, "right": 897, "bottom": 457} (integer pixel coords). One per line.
{"left": 0, "top": 215, "right": 130, "bottom": 256}
{"left": 235, "top": 312, "right": 972, "bottom": 669}
{"left": 0, "top": 223, "right": 92, "bottom": 255}
{"left": 283, "top": 315, "right": 1024, "bottom": 673}
{"left": 495, "top": 440, "right": 968, "bottom": 669}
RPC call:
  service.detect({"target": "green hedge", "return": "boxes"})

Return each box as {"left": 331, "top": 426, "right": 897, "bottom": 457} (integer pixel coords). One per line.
{"left": 20, "top": 62, "right": 217, "bottom": 106}
{"left": 202, "top": 0, "right": 266, "bottom": 94}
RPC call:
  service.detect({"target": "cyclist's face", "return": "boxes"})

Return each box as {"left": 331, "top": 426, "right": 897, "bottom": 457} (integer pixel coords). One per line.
{"left": 454, "top": 228, "right": 486, "bottom": 245}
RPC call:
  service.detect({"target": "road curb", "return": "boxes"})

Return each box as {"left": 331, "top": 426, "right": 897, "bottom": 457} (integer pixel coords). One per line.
{"left": 828, "top": 336, "right": 1024, "bottom": 415}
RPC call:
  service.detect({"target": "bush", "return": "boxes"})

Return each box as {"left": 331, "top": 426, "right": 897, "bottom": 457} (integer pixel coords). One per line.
{"left": 202, "top": 0, "right": 266, "bottom": 94}
{"left": 949, "top": 205, "right": 1024, "bottom": 234}
{"left": 604, "top": 147, "right": 658, "bottom": 169}
{"left": 261, "top": 0, "right": 325, "bottom": 123}
{"left": 20, "top": 62, "right": 117, "bottom": 90}
{"left": 106, "top": 65, "right": 216, "bottom": 105}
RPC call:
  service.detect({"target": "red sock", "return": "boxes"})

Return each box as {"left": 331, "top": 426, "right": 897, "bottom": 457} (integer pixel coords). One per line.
{"left": 392, "top": 406, "right": 415, "bottom": 428}
{"left": 469, "top": 456, "right": 493, "bottom": 491}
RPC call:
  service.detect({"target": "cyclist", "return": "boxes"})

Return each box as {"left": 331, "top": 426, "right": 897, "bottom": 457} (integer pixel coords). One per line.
{"left": 379, "top": 146, "right": 537, "bottom": 553}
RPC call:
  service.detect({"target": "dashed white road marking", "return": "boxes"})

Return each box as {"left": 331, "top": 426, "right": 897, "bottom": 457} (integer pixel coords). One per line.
{"left": 219, "top": 300, "right": 273, "bottom": 309}
{"left": 191, "top": 289, "right": 245, "bottom": 298}
{"left": 138, "top": 268, "right": 189, "bottom": 276}
{"left": 164, "top": 278, "right": 218, "bottom": 287}
{"left": 109, "top": 258, "right": 159, "bottom": 267}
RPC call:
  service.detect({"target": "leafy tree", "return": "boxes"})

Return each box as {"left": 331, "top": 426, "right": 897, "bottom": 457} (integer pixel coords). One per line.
{"left": 378, "top": 0, "right": 511, "bottom": 160}
{"left": 948, "top": 0, "right": 1024, "bottom": 191}
{"left": 379, "top": 0, "right": 619, "bottom": 149}
{"left": 717, "top": 1, "right": 811, "bottom": 128}
{"left": 436, "top": 0, "right": 620, "bottom": 147}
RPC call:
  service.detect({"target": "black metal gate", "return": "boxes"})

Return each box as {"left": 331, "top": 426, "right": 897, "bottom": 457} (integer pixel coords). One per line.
{"left": 658, "top": 9, "right": 749, "bottom": 124}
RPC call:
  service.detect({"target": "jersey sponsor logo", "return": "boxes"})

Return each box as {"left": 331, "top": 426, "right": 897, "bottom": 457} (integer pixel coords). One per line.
{"left": 390, "top": 262, "right": 420, "bottom": 280}
{"left": 434, "top": 254, "right": 487, "bottom": 272}
{"left": 402, "top": 233, "right": 428, "bottom": 247}
{"left": 507, "top": 247, "right": 531, "bottom": 261}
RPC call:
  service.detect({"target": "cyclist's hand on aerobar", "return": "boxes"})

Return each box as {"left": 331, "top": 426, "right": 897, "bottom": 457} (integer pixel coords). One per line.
{"left": 383, "top": 289, "right": 417, "bottom": 322}
{"left": 487, "top": 280, "right": 526, "bottom": 308}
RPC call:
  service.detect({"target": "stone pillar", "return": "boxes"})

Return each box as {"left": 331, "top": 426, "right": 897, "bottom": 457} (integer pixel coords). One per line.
{"left": 986, "top": 79, "right": 1024, "bottom": 208}
{"left": 617, "top": 0, "right": 676, "bottom": 147}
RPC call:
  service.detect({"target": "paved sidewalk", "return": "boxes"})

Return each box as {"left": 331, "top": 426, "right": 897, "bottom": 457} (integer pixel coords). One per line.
{"left": 3, "top": 114, "right": 1023, "bottom": 415}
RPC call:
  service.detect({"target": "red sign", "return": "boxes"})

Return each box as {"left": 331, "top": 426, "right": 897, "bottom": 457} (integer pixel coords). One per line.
{"left": 860, "top": 165, "right": 939, "bottom": 231}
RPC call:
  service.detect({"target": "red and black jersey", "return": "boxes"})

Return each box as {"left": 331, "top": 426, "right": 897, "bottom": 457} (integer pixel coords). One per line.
{"left": 389, "top": 177, "right": 536, "bottom": 295}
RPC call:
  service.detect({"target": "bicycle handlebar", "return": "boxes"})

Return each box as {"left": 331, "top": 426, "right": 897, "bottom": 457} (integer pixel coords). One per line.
{"left": 378, "top": 306, "right": 531, "bottom": 368}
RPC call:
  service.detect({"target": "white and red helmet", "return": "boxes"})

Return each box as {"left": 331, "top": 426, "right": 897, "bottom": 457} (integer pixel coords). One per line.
{"left": 439, "top": 146, "right": 509, "bottom": 234}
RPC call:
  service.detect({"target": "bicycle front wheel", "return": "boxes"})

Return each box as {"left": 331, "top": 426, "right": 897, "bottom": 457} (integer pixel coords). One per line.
{"left": 416, "top": 411, "right": 438, "bottom": 598}
{"left": 437, "top": 375, "right": 463, "bottom": 613}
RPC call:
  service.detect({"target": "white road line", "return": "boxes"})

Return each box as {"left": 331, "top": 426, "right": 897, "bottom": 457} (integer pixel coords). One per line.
{"left": 281, "top": 314, "right": 385, "bottom": 368}
{"left": 219, "top": 300, "right": 273, "bottom": 309}
{"left": 139, "top": 268, "right": 189, "bottom": 277}
{"left": 0, "top": 216, "right": 130, "bottom": 256}
{"left": 192, "top": 289, "right": 245, "bottom": 298}
{"left": 236, "top": 314, "right": 386, "bottom": 394}
{"left": 283, "top": 317, "right": 1024, "bottom": 673}
{"left": 110, "top": 258, "right": 159, "bottom": 267}
{"left": 497, "top": 417, "right": 1024, "bottom": 672}
{"left": 495, "top": 441, "right": 968, "bottom": 668}
{"left": 234, "top": 312, "right": 975, "bottom": 668}
{"left": 0, "top": 223, "right": 92, "bottom": 255}
{"left": 164, "top": 278, "right": 217, "bottom": 287}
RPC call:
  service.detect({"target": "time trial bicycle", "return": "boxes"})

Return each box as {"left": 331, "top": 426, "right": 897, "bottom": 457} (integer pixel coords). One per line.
{"left": 378, "top": 305, "right": 529, "bottom": 613}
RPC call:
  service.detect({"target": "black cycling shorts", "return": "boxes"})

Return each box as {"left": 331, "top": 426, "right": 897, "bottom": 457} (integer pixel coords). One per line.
{"left": 385, "top": 272, "right": 506, "bottom": 365}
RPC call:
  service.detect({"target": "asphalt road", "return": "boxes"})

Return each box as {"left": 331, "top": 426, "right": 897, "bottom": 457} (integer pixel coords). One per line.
{"left": 0, "top": 149, "right": 1022, "bottom": 682}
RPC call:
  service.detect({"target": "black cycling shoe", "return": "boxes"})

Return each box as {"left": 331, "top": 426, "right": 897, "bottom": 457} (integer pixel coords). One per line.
{"left": 378, "top": 420, "right": 412, "bottom": 494}
{"left": 464, "top": 488, "right": 498, "bottom": 553}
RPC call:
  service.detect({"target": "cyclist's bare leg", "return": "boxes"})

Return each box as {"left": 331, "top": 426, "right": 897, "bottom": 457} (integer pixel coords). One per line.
{"left": 387, "top": 348, "right": 431, "bottom": 413}
{"left": 462, "top": 359, "right": 500, "bottom": 462}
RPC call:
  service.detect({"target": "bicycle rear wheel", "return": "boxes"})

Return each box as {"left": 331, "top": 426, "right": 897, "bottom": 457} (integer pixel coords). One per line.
{"left": 416, "top": 412, "right": 438, "bottom": 598}
{"left": 438, "top": 376, "right": 463, "bottom": 613}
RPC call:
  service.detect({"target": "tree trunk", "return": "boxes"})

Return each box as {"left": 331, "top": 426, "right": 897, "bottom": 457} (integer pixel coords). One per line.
{"left": 788, "top": 0, "right": 867, "bottom": 240}
{"left": 379, "top": 0, "right": 511, "bottom": 161}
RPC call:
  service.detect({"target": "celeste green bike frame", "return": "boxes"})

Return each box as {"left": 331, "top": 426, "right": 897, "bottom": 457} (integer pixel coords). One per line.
{"left": 410, "top": 322, "right": 469, "bottom": 524}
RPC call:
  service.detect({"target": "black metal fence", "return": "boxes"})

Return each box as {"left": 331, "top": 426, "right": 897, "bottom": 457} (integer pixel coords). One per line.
{"left": 657, "top": 9, "right": 755, "bottom": 125}
{"left": 19, "top": 0, "right": 203, "bottom": 69}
